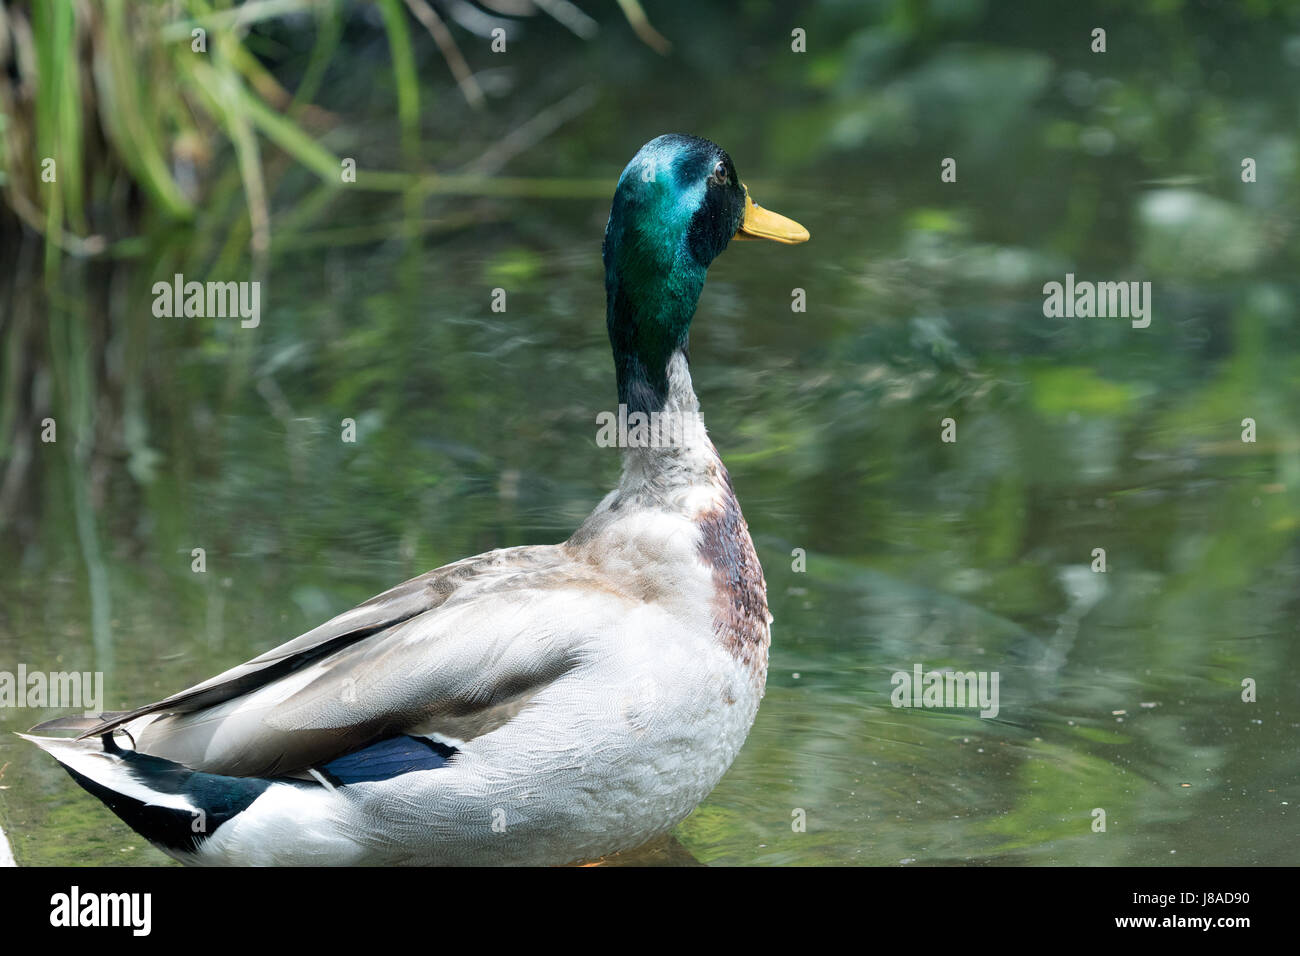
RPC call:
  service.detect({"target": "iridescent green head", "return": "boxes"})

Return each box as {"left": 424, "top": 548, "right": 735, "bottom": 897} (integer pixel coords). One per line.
{"left": 602, "top": 134, "right": 808, "bottom": 415}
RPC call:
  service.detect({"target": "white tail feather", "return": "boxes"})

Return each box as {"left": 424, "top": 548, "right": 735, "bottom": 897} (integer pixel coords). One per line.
{"left": 17, "top": 734, "right": 196, "bottom": 813}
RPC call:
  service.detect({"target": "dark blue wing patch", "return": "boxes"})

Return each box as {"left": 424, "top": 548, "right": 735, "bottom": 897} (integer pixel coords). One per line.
{"left": 319, "top": 735, "right": 457, "bottom": 785}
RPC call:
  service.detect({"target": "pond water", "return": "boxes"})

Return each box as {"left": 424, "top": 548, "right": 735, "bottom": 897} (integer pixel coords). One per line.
{"left": 1, "top": 2, "right": 1297, "bottom": 866}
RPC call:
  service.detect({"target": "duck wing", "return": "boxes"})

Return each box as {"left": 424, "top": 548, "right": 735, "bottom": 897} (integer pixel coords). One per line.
{"left": 73, "top": 544, "right": 627, "bottom": 777}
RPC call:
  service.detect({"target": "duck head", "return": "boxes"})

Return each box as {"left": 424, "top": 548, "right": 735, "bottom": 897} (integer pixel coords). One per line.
{"left": 603, "top": 134, "right": 808, "bottom": 416}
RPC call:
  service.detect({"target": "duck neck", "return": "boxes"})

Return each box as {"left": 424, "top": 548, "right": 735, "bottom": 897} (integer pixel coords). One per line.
{"left": 613, "top": 350, "right": 727, "bottom": 510}
{"left": 605, "top": 347, "right": 772, "bottom": 683}
{"left": 604, "top": 227, "right": 705, "bottom": 419}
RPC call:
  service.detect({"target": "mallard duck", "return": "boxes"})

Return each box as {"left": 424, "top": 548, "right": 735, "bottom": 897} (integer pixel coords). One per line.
{"left": 22, "top": 134, "right": 809, "bottom": 866}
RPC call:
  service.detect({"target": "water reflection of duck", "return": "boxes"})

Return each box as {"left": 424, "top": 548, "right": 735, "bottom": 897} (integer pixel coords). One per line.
{"left": 22, "top": 134, "right": 808, "bottom": 865}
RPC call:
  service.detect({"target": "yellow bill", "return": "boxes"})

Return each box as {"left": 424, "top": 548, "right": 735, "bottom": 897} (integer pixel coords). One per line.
{"left": 734, "top": 184, "right": 810, "bottom": 244}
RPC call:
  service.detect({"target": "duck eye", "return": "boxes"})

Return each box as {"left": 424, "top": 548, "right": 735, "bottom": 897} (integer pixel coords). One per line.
{"left": 710, "top": 161, "right": 729, "bottom": 185}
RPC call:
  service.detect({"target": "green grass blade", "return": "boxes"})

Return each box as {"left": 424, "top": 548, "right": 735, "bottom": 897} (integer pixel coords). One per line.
{"left": 376, "top": 0, "right": 420, "bottom": 162}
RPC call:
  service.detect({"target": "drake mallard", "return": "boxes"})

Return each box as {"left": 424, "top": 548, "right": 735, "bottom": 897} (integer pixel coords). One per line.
{"left": 22, "top": 134, "right": 809, "bottom": 866}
